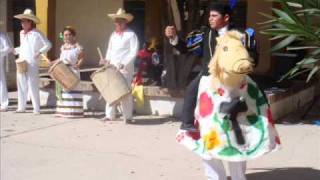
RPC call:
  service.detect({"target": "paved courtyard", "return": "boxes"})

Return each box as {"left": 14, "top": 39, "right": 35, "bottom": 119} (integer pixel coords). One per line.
{"left": 1, "top": 98, "right": 319, "bottom": 180}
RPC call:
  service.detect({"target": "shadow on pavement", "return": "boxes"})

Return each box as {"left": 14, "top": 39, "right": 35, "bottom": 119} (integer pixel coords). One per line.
{"left": 129, "top": 117, "right": 179, "bottom": 126}
{"left": 247, "top": 167, "right": 320, "bottom": 180}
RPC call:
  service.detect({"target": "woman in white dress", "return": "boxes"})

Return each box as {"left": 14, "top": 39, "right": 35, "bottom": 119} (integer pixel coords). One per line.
{"left": 55, "top": 26, "right": 84, "bottom": 118}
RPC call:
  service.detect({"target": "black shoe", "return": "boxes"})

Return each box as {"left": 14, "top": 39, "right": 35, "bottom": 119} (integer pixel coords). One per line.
{"left": 180, "top": 124, "right": 198, "bottom": 132}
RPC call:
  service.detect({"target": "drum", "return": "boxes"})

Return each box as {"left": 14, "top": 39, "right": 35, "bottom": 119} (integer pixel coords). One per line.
{"left": 91, "top": 65, "right": 131, "bottom": 106}
{"left": 48, "top": 61, "right": 80, "bottom": 92}
{"left": 15, "top": 59, "right": 28, "bottom": 74}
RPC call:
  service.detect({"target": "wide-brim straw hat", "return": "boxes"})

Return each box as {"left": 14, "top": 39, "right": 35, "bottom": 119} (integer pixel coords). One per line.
{"left": 108, "top": 8, "right": 133, "bottom": 22}
{"left": 14, "top": 9, "right": 40, "bottom": 24}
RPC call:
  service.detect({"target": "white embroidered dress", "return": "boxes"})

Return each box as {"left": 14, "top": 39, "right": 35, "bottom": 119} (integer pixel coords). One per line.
{"left": 56, "top": 44, "right": 84, "bottom": 118}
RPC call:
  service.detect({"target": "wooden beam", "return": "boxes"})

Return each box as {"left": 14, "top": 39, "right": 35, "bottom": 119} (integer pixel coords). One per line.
{"left": 36, "top": 0, "right": 48, "bottom": 36}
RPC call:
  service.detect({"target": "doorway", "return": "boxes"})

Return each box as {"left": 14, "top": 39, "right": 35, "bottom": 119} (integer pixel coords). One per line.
{"left": 124, "top": 0, "right": 145, "bottom": 46}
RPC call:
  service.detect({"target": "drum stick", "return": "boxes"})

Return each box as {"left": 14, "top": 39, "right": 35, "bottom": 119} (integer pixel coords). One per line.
{"left": 97, "top": 47, "right": 103, "bottom": 59}
{"left": 97, "top": 47, "right": 109, "bottom": 67}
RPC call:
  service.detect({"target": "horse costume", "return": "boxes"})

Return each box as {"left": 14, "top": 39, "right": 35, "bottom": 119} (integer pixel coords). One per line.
{"left": 176, "top": 31, "right": 280, "bottom": 162}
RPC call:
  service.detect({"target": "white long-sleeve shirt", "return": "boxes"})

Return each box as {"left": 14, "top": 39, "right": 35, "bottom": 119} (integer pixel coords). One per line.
{"left": 15, "top": 29, "right": 51, "bottom": 66}
{"left": 105, "top": 29, "right": 139, "bottom": 76}
{"left": 0, "top": 32, "right": 12, "bottom": 59}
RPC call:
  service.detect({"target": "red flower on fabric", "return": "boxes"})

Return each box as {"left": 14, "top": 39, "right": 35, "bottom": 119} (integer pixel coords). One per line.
{"left": 199, "top": 93, "right": 214, "bottom": 117}
{"left": 176, "top": 133, "right": 185, "bottom": 143}
{"left": 240, "top": 83, "right": 247, "bottom": 90}
{"left": 267, "top": 108, "right": 275, "bottom": 127}
{"left": 186, "top": 131, "right": 201, "bottom": 140}
{"left": 217, "top": 88, "right": 225, "bottom": 96}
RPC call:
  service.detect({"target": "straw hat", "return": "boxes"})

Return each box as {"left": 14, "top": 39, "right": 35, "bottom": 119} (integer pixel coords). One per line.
{"left": 108, "top": 8, "right": 133, "bottom": 22}
{"left": 14, "top": 9, "right": 40, "bottom": 24}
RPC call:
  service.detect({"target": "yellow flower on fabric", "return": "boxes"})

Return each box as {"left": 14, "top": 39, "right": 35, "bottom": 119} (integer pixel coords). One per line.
{"left": 204, "top": 129, "right": 221, "bottom": 150}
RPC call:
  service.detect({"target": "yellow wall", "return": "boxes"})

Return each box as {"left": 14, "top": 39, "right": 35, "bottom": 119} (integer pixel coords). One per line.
{"left": 36, "top": 0, "right": 48, "bottom": 36}
{"left": 55, "top": 0, "right": 123, "bottom": 66}
{"left": 247, "top": 0, "right": 273, "bottom": 75}
{"left": 36, "top": 0, "right": 51, "bottom": 67}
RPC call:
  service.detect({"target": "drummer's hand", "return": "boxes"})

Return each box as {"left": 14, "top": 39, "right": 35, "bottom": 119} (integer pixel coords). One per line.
{"left": 75, "top": 63, "right": 81, "bottom": 69}
{"left": 49, "top": 59, "right": 59, "bottom": 66}
{"left": 99, "top": 59, "right": 109, "bottom": 65}
{"left": 118, "top": 64, "right": 124, "bottom": 70}
{"left": 11, "top": 48, "right": 16, "bottom": 55}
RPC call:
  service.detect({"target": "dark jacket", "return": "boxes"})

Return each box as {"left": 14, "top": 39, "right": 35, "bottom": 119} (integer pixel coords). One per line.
{"left": 172, "top": 25, "right": 259, "bottom": 74}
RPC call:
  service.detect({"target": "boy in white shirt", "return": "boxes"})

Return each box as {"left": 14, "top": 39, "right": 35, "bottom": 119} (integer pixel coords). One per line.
{"left": 14, "top": 9, "right": 52, "bottom": 114}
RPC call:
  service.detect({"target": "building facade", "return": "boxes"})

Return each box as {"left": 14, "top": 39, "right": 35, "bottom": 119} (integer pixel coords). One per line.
{"left": 1, "top": 0, "right": 280, "bottom": 89}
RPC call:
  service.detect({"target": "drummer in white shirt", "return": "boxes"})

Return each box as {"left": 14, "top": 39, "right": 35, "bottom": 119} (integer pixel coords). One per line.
{"left": 100, "top": 8, "right": 139, "bottom": 123}
{"left": 13, "top": 9, "right": 52, "bottom": 114}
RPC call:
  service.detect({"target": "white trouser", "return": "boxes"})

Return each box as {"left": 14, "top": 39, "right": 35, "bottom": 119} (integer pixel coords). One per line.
{"left": 105, "top": 72, "right": 133, "bottom": 120}
{"left": 17, "top": 63, "right": 40, "bottom": 112}
{"left": 0, "top": 59, "right": 8, "bottom": 109}
{"left": 203, "top": 159, "right": 247, "bottom": 180}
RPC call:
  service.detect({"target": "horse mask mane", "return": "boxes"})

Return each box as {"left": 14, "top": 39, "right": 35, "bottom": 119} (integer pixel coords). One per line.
{"left": 208, "top": 30, "right": 254, "bottom": 88}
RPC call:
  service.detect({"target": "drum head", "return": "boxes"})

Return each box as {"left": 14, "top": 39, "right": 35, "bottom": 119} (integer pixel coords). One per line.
{"left": 90, "top": 65, "right": 116, "bottom": 79}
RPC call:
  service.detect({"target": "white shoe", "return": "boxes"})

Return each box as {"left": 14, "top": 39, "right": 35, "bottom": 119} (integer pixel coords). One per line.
{"left": 33, "top": 111, "right": 41, "bottom": 115}
{"left": 100, "top": 117, "right": 115, "bottom": 123}
{"left": 124, "top": 118, "right": 134, "bottom": 124}
{"left": 0, "top": 107, "right": 8, "bottom": 112}
{"left": 15, "top": 109, "right": 26, "bottom": 113}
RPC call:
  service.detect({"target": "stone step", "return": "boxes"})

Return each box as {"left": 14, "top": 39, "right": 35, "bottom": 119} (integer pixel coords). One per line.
{"left": 39, "top": 78, "right": 318, "bottom": 121}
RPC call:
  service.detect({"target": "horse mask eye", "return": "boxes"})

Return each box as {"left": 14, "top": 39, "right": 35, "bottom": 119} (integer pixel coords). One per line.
{"left": 223, "top": 46, "right": 228, "bottom": 51}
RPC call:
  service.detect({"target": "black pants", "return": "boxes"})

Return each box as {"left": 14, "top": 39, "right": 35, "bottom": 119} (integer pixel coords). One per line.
{"left": 180, "top": 72, "right": 203, "bottom": 129}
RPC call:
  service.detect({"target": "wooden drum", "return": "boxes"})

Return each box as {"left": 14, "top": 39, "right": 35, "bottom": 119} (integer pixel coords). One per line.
{"left": 15, "top": 59, "right": 28, "bottom": 74}
{"left": 91, "top": 65, "right": 131, "bottom": 106}
{"left": 48, "top": 61, "right": 80, "bottom": 92}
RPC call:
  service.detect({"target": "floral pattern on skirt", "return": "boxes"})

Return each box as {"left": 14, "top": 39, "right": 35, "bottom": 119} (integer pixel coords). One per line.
{"left": 176, "top": 76, "right": 280, "bottom": 162}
